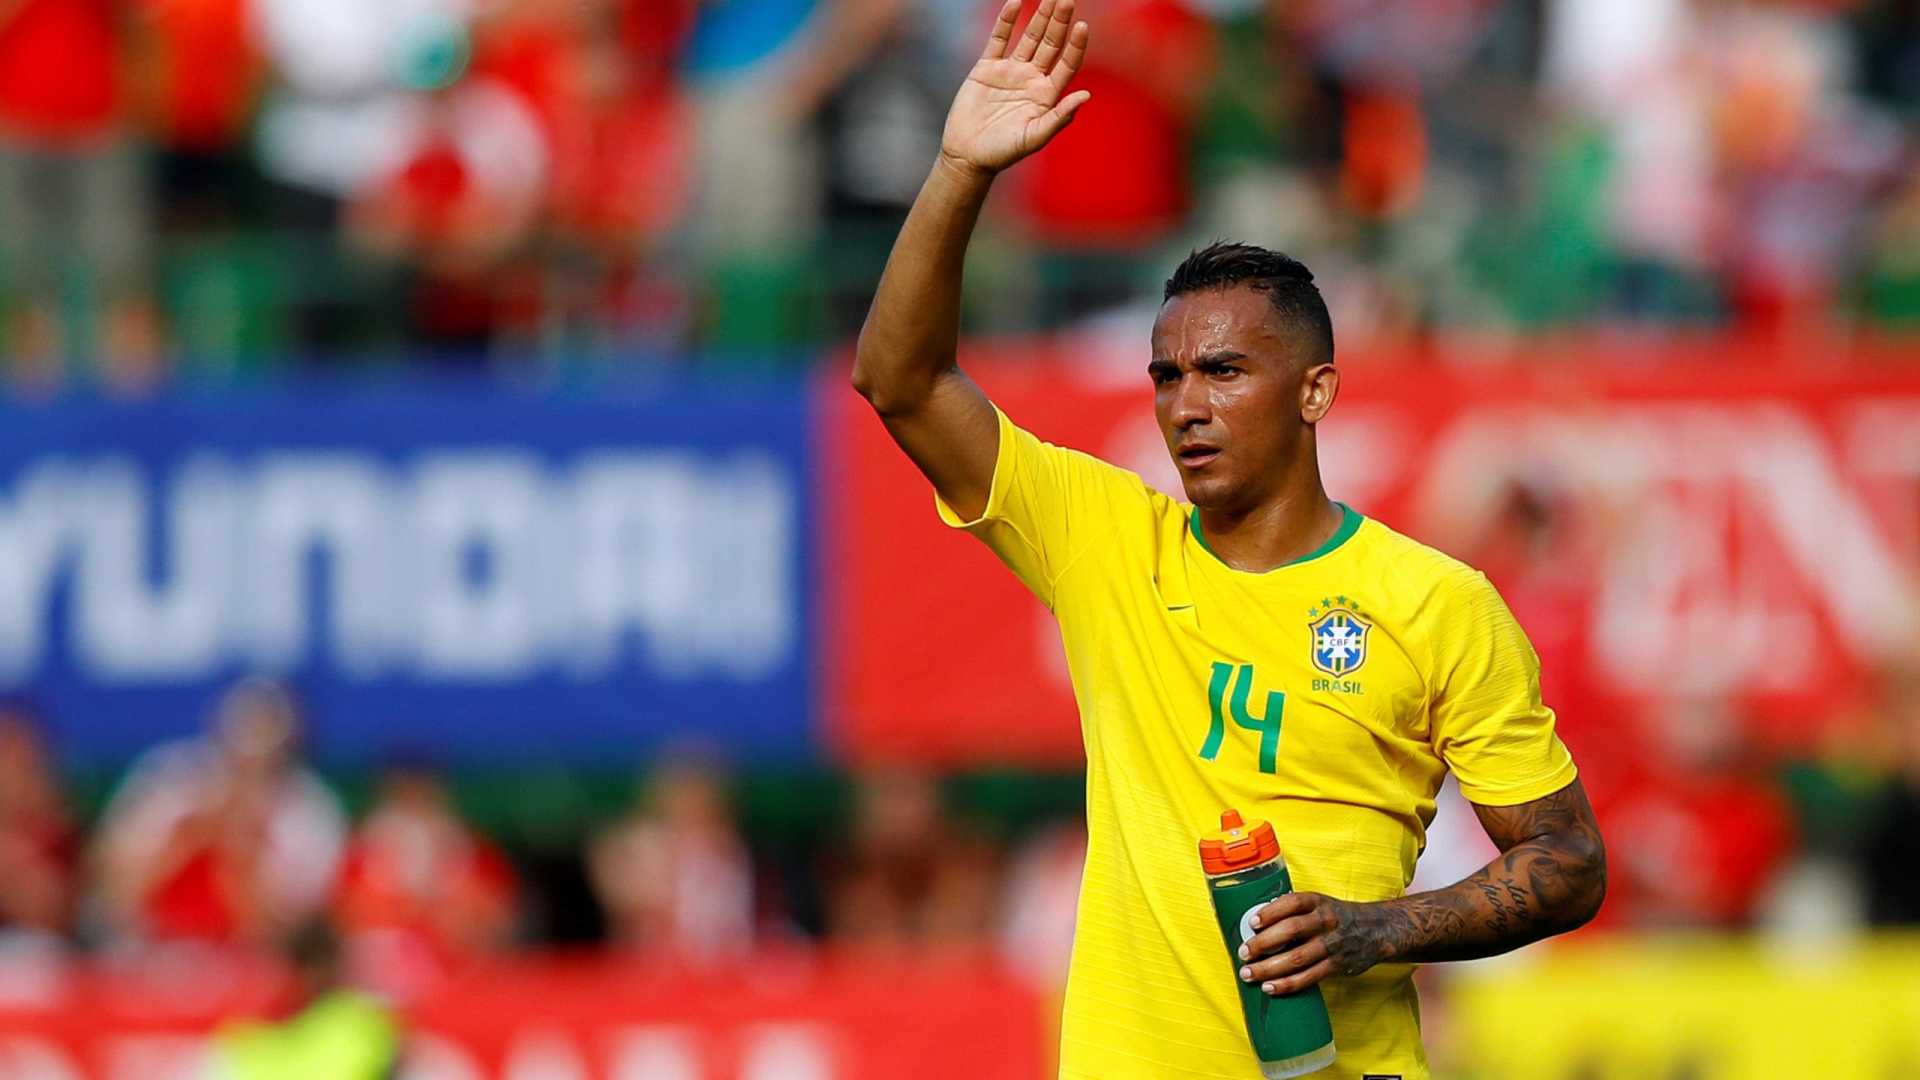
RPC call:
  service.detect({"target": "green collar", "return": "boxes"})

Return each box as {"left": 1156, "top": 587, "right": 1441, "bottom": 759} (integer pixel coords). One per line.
{"left": 1191, "top": 501, "right": 1363, "bottom": 571}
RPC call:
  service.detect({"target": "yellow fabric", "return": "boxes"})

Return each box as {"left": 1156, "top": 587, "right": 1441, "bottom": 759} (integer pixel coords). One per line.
{"left": 1450, "top": 935, "right": 1920, "bottom": 1078}
{"left": 936, "top": 408, "right": 1577, "bottom": 1080}
{"left": 214, "top": 990, "right": 399, "bottom": 1080}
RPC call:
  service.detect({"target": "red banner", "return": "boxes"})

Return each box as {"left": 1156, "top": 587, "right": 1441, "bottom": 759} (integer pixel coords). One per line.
{"left": 0, "top": 949, "right": 1047, "bottom": 1079}
{"left": 821, "top": 335, "right": 1920, "bottom": 766}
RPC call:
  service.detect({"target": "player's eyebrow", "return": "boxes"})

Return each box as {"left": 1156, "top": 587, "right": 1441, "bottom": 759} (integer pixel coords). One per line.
{"left": 1148, "top": 350, "right": 1251, "bottom": 380}
{"left": 1194, "top": 350, "right": 1247, "bottom": 367}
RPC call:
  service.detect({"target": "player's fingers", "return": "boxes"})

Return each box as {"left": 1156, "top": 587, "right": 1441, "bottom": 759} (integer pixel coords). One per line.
{"left": 1242, "top": 936, "right": 1329, "bottom": 986}
{"left": 1238, "top": 913, "right": 1318, "bottom": 961}
{"left": 1249, "top": 891, "right": 1315, "bottom": 932}
{"left": 981, "top": 0, "right": 1021, "bottom": 59}
{"left": 1032, "top": 0, "right": 1075, "bottom": 71}
{"left": 1011, "top": 0, "right": 1056, "bottom": 62}
{"left": 1263, "top": 956, "right": 1337, "bottom": 997}
{"left": 1048, "top": 21, "right": 1090, "bottom": 93}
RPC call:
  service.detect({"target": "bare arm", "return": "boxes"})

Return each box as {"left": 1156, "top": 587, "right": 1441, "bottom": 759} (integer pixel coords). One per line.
{"left": 1239, "top": 779, "right": 1607, "bottom": 995}
{"left": 849, "top": 0, "right": 1090, "bottom": 521}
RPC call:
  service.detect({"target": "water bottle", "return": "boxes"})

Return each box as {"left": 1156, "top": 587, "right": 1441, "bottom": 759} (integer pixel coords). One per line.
{"left": 1200, "top": 809, "right": 1337, "bottom": 1078}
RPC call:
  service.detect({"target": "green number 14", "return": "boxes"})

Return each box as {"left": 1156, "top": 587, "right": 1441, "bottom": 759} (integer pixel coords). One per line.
{"left": 1200, "top": 662, "right": 1285, "bottom": 774}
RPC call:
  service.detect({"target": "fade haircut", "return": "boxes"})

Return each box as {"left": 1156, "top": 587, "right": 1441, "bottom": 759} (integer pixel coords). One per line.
{"left": 1163, "top": 242, "right": 1335, "bottom": 366}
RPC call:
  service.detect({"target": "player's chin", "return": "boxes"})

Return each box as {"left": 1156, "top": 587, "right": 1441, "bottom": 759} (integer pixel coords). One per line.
{"left": 1179, "top": 471, "right": 1240, "bottom": 509}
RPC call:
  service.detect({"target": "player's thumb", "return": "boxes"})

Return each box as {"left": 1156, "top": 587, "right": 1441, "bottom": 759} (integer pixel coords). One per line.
{"left": 1033, "top": 90, "right": 1092, "bottom": 144}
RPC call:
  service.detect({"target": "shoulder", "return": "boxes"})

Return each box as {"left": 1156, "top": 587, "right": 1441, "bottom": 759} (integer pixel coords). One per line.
{"left": 1019, "top": 419, "right": 1162, "bottom": 494}
{"left": 1351, "top": 515, "right": 1492, "bottom": 598}
{"left": 1349, "top": 515, "right": 1516, "bottom": 650}
{"left": 1009, "top": 413, "right": 1177, "bottom": 521}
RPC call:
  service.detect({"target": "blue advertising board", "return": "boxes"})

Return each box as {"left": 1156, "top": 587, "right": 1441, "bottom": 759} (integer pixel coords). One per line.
{"left": 0, "top": 377, "right": 816, "bottom": 766}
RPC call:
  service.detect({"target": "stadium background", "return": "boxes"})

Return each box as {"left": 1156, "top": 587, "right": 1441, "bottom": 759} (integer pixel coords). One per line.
{"left": 1, "top": 0, "right": 1918, "bottom": 1076}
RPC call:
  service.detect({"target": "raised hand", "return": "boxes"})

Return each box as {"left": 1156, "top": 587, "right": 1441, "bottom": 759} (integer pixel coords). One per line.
{"left": 940, "top": 0, "right": 1092, "bottom": 178}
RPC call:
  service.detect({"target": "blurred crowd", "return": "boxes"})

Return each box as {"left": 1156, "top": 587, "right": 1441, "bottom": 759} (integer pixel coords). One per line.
{"left": 0, "top": 0, "right": 1914, "bottom": 389}
{"left": 0, "top": 679, "right": 1083, "bottom": 1000}
{"left": 0, "top": 653, "right": 1918, "bottom": 998}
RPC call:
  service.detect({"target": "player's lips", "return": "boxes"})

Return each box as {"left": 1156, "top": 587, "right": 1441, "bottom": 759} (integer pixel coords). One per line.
{"left": 1176, "top": 444, "right": 1222, "bottom": 468}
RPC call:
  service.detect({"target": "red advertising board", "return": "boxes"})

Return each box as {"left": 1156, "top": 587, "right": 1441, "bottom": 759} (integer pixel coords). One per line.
{"left": 0, "top": 949, "right": 1047, "bottom": 1079}
{"left": 821, "top": 334, "right": 1920, "bottom": 767}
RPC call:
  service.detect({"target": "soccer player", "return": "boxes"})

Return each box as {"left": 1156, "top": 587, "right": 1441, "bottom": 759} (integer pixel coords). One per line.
{"left": 850, "top": 2, "right": 1608, "bottom": 1078}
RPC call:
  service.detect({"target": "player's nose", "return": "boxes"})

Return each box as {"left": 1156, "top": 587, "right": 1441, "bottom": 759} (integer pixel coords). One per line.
{"left": 1169, "top": 373, "right": 1211, "bottom": 429}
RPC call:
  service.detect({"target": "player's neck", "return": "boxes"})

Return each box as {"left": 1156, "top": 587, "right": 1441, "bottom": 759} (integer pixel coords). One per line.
{"left": 1196, "top": 480, "right": 1344, "bottom": 574}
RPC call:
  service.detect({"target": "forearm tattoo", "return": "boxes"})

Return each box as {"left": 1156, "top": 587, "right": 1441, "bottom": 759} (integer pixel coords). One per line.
{"left": 1349, "top": 781, "right": 1607, "bottom": 968}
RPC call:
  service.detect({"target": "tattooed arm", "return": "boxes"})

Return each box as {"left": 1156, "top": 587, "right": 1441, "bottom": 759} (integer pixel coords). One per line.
{"left": 1237, "top": 779, "right": 1607, "bottom": 996}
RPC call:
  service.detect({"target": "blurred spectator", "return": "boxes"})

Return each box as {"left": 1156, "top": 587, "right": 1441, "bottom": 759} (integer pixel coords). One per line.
{"left": 822, "top": 768, "right": 1000, "bottom": 944}
{"left": 248, "top": 0, "right": 489, "bottom": 350}
{"left": 0, "top": 0, "right": 161, "bottom": 389}
{"left": 249, "top": 0, "right": 470, "bottom": 210}
{"left": 812, "top": 2, "right": 951, "bottom": 337}
{"left": 1703, "top": 4, "right": 1906, "bottom": 334}
{"left": 89, "top": 679, "right": 345, "bottom": 948}
{"left": 589, "top": 757, "right": 753, "bottom": 956}
{"left": 489, "top": 0, "right": 696, "bottom": 356}
{"left": 1538, "top": 0, "right": 1908, "bottom": 331}
{"left": 0, "top": 0, "right": 1907, "bottom": 363}
{"left": 209, "top": 921, "right": 401, "bottom": 1080}
{"left": 332, "top": 764, "right": 518, "bottom": 994}
{"left": 682, "top": 0, "right": 879, "bottom": 250}
{"left": 141, "top": 0, "right": 263, "bottom": 160}
{"left": 1285, "top": 0, "right": 1499, "bottom": 218}
{"left": 0, "top": 703, "right": 74, "bottom": 949}
{"left": 1541, "top": 0, "right": 1718, "bottom": 321}
{"left": 683, "top": 0, "right": 906, "bottom": 352}
{"left": 343, "top": 72, "right": 549, "bottom": 352}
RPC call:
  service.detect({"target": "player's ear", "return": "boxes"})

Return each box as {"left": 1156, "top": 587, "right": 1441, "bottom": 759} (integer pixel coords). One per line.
{"left": 1299, "top": 362, "right": 1337, "bottom": 424}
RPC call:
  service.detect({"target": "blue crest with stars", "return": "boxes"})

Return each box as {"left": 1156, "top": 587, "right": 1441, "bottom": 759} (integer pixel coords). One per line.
{"left": 1307, "top": 598, "right": 1370, "bottom": 677}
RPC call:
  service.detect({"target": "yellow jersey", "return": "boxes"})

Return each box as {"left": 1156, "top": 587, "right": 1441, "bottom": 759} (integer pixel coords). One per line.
{"left": 936, "top": 408, "right": 1577, "bottom": 1080}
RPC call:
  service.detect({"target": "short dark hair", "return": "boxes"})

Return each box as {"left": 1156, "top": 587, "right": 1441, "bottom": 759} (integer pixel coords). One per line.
{"left": 1163, "top": 242, "right": 1334, "bottom": 366}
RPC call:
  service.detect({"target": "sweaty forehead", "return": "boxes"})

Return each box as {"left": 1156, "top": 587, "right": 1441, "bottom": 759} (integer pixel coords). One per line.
{"left": 1151, "top": 287, "right": 1289, "bottom": 362}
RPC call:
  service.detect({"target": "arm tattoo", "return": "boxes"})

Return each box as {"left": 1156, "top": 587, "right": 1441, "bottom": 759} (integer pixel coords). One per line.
{"left": 1346, "top": 780, "right": 1607, "bottom": 968}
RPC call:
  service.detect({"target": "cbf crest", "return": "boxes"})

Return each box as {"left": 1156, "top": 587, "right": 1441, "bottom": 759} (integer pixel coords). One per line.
{"left": 1307, "top": 597, "right": 1371, "bottom": 677}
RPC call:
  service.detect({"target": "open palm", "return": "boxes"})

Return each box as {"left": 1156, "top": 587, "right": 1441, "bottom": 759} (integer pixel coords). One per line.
{"left": 942, "top": 0, "right": 1092, "bottom": 176}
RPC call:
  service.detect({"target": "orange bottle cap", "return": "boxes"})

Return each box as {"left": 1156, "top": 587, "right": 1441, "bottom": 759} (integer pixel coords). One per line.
{"left": 1198, "top": 808, "right": 1282, "bottom": 875}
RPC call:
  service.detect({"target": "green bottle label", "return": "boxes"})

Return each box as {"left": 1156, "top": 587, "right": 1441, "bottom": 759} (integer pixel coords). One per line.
{"left": 1206, "top": 860, "right": 1337, "bottom": 1076}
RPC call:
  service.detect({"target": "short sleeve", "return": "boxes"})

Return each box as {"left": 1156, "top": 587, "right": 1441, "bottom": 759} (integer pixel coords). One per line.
{"left": 934, "top": 405, "right": 1142, "bottom": 609}
{"left": 1427, "top": 570, "right": 1578, "bottom": 806}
